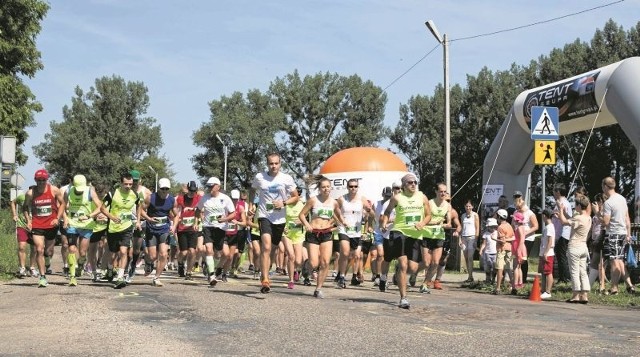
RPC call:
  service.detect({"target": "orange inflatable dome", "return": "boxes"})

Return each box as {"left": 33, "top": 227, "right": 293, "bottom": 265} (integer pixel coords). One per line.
{"left": 320, "top": 147, "right": 408, "bottom": 173}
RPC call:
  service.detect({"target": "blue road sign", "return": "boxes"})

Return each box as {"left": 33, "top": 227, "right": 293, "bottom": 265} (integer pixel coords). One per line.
{"left": 530, "top": 106, "right": 559, "bottom": 141}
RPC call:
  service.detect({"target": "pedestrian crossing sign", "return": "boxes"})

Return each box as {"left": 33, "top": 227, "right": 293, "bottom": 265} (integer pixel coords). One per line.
{"left": 534, "top": 140, "right": 555, "bottom": 165}
{"left": 530, "top": 106, "right": 559, "bottom": 140}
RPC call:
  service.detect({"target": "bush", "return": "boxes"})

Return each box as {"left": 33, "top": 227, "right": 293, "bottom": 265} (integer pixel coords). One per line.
{"left": 0, "top": 210, "right": 18, "bottom": 278}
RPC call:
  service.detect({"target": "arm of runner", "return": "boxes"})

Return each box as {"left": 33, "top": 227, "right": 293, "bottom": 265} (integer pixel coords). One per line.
{"left": 381, "top": 196, "right": 398, "bottom": 232}
{"left": 333, "top": 201, "right": 346, "bottom": 227}
{"left": 59, "top": 189, "right": 69, "bottom": 229}
{"left": 10, "top": 198, "right": 18, "bottom": 222}
{"left": 298, "top": 197, "right": 315, "bottom": 232}
{"left": 23, "top": 189, "right": 33, "bottom": 231}
{"left": 170, "top": 201, "right": 180, "bottom": 234}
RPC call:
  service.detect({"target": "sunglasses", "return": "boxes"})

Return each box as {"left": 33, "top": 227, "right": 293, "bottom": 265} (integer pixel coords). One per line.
{"left": 160, "top": 188, "right": 170, "bottom": 191}
{"left": 392, "top": 187, "right": 401, "bottom": 190}
{"left": 348, "top": 185, "right": 358, "bottom": 188}
{"left": 406, "top": 181, "right": 417, "bottom": 185}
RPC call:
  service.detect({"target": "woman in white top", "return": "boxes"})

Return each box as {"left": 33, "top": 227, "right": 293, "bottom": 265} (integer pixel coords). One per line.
{"left": 460, "top": 200, "right": 480, "bottom": 282}
{"left": 299, "top": 175, "right": 345, "bottom": 298}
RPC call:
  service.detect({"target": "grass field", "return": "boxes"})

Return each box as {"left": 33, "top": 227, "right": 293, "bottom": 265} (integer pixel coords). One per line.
{"left": 0, "top": 210, "right": 19, "bottom": 280}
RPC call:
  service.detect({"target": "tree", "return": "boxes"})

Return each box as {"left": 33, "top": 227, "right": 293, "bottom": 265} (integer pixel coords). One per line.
{"left": 192, "top": 90, "right": 284, "bottom": 189}
{"left": 33, "top": 75, "right": 164, "bottom": 187}
{"left": 0, "top": 0, "right": 49, "bottom": 165}
{"left": 269, "top": 70, "right": 388, "bottom": 182}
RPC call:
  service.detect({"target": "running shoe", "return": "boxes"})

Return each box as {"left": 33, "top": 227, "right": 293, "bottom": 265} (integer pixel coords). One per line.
{"left": 260, "top": 280, "right": 271, "bottom": 294}
{"left": 103, "top": 269, "right": 114, "bottom": 282}
{"left": 221, "top": 273, "right": 228, "bottom": 283}
{"left": 30, "top": 267, "right": 40, "bottom": 278}
{"left": 379, "top": 280, "right": 386, "bottom": 292}
{"left": 63, "top": 266, "right": 70, "bottom": 278}
{"left": 275, "top": 267, "right": 283, "bottom": 275}
{"left": 69, "top": 277, "right": 78, "bottom": 287}
{"left": 152, "top": 278, "right": 163, "bottom": 287}
{"left": 178, "top": 263, "right": 185, "bottom": 277}
{"left": 374, "top": 277, "right": 380, "bottom": 287}
{"left": 336, "top": 276, "right": 346, "bottom": 289}
{"left": 76, "top": 264, "right": 84, "bottom": 277}
{"left": 114, "top": 278, "right": 126, "bottom": 289}
{"left": 399, "top": 297, "right": 410, "bottom": 309}
{"left": 313, "top": 290, "right": 324, "bottom": 299}
{"left": 17, "top": 267, "right": 27, "bottom": 278}
{"left": 247, "top": 264, "right": 254, "bottom": 272}
{"left": 92, "top": 272, "right": 100, "bottom": 283}
{"left": 540, "top": 292, "right": 552, "bottom": 300}
{"left": 350, "top": 275, "right": 359, "bottom": 286}
{"left": 125, "top": 275, "right": 132, "bottom": 284}
{"left": 38, "top": 276, "right": 48, "bottom": 288}
{"left": 128, "top": 267, "right": 136, "bottom": 281}
{"left": 287, "top": 281, "right": 295, "bottom": 289}
{"left": 208, "top": 275, "right": 218, "bottom": 287}
{"left": 45, "top": 266, "right": 52, "bottom": 275}
{"left": 293, "top": 271, "right": 300, "bottom": 282}
{"left": 433, "top": 280, "right": 443, "bottom": 290}
{"left": 144, "top": 263, "right": 153, "bottom": 276}
{"left": 419, "top": 284, "right": 431, "bottom": 294}
{"left": 409, "top": 273, "right": 417, "bottom": 287}
{"left": 303, "top": 277, "right": 312, "bottom": 286}
{"left": 185, "top": 273, "right": 193, "bottom": 281}
{"left": 193, "top": 265, "right": 202, "bottom": 273}
{"left": 371, "top": 274, "right": 377, "bottom": 282}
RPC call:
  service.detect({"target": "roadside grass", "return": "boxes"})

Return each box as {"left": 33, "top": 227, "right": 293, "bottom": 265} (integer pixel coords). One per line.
{"left": 0, "top": 210, "right": 19, "bottom": 280}
{"left": 462, "top": 258, "right": 640, "bottom": 308}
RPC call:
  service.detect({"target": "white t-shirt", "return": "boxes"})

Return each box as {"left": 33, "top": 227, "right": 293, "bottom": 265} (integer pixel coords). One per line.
{"left": 554, "top": 196, "right": 572, "bottom": 240}
{"left": 521, "top": 208, "right": 537, "bottom": 242}
{"left": 252, "top": 171, "right": 296, "bottom": 224}
{"left": 482, "top": 230, "right": 497, "bottom": 255}
{"left": 461, "top": 211, "right": 478, "bottom": 237}
{"left": 374, "top": 200, "right": 395, "bottom": 239}
{"left": 603, "top": 193, "right": 628, "bottom": 235}
{"left": 540, "top": 224, "right": 555, "bottom": 257}
{"left": 196, "top": 193, "right": 235, "bottom": 229}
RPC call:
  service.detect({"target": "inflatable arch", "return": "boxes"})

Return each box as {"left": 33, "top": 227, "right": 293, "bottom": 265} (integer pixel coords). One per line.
{"left": 482, "top": 57, "right": 640, "bottom": 204}
{"left": 319, "top": 147, "right": 408, "bottom": 201}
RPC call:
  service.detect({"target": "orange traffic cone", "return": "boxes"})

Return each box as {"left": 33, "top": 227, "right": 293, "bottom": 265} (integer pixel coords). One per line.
{"left": 529, "top": 274, "right": 542, "bottom": 302}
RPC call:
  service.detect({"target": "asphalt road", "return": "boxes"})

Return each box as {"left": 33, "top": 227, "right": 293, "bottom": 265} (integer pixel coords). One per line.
{"left": 1, "top": 248, "right": 639, "bottom": 356}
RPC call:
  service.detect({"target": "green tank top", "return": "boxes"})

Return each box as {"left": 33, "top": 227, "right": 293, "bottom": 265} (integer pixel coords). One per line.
{"left": 250, "top": 214, "right": 260, "bottom": 236}
{"left": 108, "top": 188, "right": 138, "bottom": 233}
{"left": 393, "top": 191, "right": 425, "bottom": 239}
{"left": 423, "top": 199, "right": 449, "bottom": 239}
{"left": 14, "top": 193, "right": 28, "bottom": 229}
{"left": 67, "top": 187, "right": 95, "bottom": 230}
{"left": 285, "top": 201, "right": 305, "bottom": 232}
{"left": 92, "top": 199, "right": 108, "bottom": 232}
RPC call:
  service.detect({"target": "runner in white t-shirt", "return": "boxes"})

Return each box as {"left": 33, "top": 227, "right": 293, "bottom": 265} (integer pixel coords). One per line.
{"left": 251, "top": 153, "right": 299, "bottom": 293}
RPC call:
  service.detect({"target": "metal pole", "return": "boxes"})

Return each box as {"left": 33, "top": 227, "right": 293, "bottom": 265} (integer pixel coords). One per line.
{"left": 223, "top": 144, "right": 228, "bottom": 191}
{"left": 542, "top": 166, "right": 546, "bottom": 231}
{"left": 443, "top": 33, "right": 451, "bottom": 191}
{"left": 148, "top": 165, "right": 157, "bottom": 192}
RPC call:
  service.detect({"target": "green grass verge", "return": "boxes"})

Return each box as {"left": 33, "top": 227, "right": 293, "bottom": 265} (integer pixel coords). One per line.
{"left": 0, "top": 210, "right": 19, "bottom": 280}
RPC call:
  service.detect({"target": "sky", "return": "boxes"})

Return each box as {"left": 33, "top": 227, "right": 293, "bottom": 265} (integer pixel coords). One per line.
{"left": 17, "top": 0, "right": 640, "bottom": 187}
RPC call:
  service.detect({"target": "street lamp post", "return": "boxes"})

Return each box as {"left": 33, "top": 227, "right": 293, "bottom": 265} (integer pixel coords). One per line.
{"left": 425, "top": 20, "right": 451, "bottom": 192}
{"left": 148, "top": 165, "right": 158, "bottom": 192}
{"left": 215, "top": 134, "right": 228, "bottom": 191}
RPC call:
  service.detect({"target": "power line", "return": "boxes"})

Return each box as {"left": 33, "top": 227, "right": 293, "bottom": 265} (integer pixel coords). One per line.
{"left": 451, "top": 0, "right": 625, "bottom": 42}
{"left": 381, "top": 44, "right": 439, "bottom": 94}
{"left": 380, "top": 0, "right": 625, "bottom": 94}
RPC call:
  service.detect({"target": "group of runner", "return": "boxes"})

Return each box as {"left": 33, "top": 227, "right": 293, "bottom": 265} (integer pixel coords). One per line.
{"left": 11, "top": 152, "right": 470, "bottom": 309}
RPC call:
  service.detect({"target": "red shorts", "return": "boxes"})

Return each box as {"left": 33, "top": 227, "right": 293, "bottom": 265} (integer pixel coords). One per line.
{"left": 17, "top": 227, "right": 30, "bottom": 243}
{"left": 538, "top": 256, "right": 554, "bottom": 275}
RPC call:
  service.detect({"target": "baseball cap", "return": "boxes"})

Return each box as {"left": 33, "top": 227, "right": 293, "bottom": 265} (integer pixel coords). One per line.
{"left": 34, "top": 169, "right": 49, "bottom": 180}
{"left": 513, "top": 211, "right": 524, "bottom": 223}
{"left": 382, "top": 187, "right": 392, "bottom": 196}
{"left": 230, "top": 189, "right": 240, "bottom": 199}
{"left": 130, "top": 170, "right": 141, "bottom": 180}
{"left": 158, "top": 178, "right": 171, "bottom": 189}
{"left": 513, "top": 190, "right": 523, "bottom": 197}
{"left": 392, "top": 181, "right": 401, "bottom": 189}
{"left": 486, "top": 218, "right": 498, "bottom": 227}
{"left": 206, "top": 177, "right": 221, "bottom": 187}
{"left": 73, "top": 174, "right": 88, "bottom": 192}
{"left": 496, "top": 209, "right": 508, "bottom": 219}
{"left": 187, "top": 181, "right": 198, "bottom": 192}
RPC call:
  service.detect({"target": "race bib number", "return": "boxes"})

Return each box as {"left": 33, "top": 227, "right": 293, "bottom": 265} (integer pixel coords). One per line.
{"left": 265, "top": 203, "right": 274, "bottom": 212}
{"left": 345, "top": 226, "right": 357, "bottom": 234}
{"left": 70, "top": 210, "right": 87, "bottom": 219}
{"left": 227, "top": 223, "right": 237, "bottom": 231}
{"left": 154, "top": 216, "right": 168, "bottom": 227}
{"left": 207, "top": 214, "right": 222, "bottom": 224}
{"left": 405, "top": 215, "right": 421, "bottom": 225}
{"left": 287, "top": 222, "right": 303, "bottom": 230}
{"left": 317, "top": 208, "right": 333, "bottom": 218}
{"left": 181, "top": 217, "right": 195, "bottom": 227}
{"left": 119, "top": 212, "right": 132, "bottom": 222}
{"left": 36, "top": 205, "right": 52, "bottom": 217}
